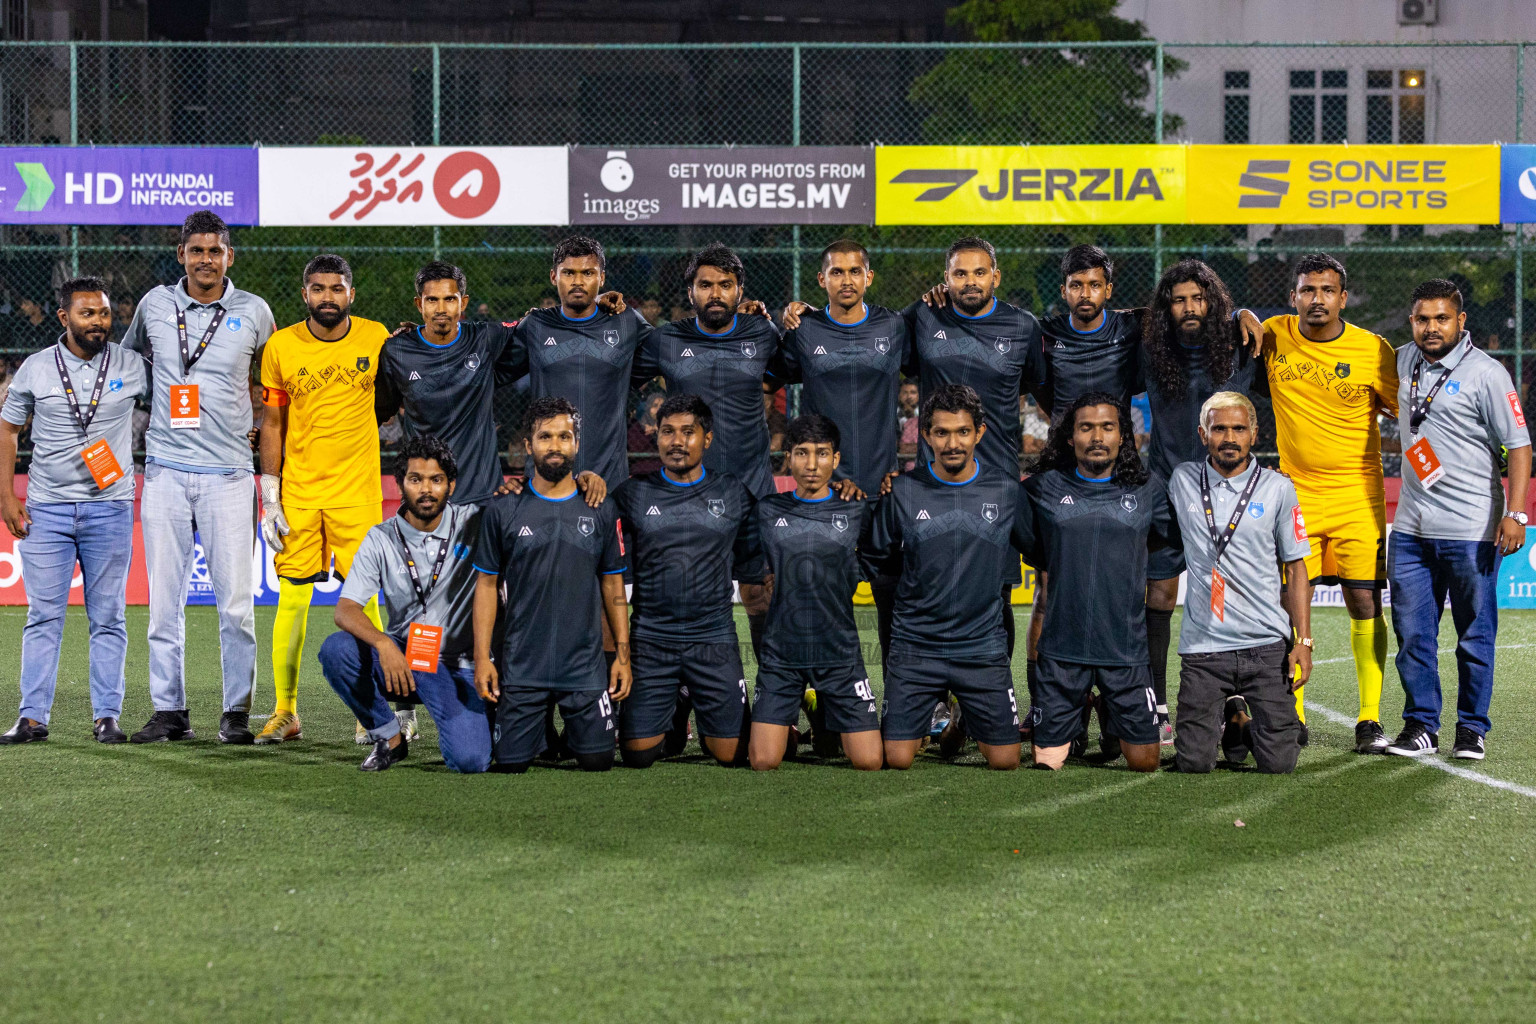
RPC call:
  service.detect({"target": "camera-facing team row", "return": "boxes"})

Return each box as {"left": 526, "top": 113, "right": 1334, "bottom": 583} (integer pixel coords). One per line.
{"left": 1, "top": 209, "right": 1527, "bottom": 773}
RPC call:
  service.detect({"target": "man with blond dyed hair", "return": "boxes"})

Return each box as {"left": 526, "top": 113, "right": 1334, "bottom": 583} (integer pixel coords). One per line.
{"left": 1168, "top": 391, "right": 1313, "bottom": 773}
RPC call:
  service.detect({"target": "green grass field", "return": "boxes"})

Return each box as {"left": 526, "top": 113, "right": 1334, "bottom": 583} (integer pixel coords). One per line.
{"left": 2, "top": 605, "right": 1535, "bottom": 1023}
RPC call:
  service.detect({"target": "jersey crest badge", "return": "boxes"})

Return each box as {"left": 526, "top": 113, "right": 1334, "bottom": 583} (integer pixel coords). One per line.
{"left": 544, "top": 337, "right": 557, "bottom": 346}
{"left": 1334, "top": 362, "right": 1351, "bottom": 378}
{"left": 408, "top": 371, "right": 421, "bottom": 380}
{"left": 775, "top": 517, "right": 788, "bottom": 527}
{"left": 356, "top": 356, "right": 370, "bottom": 372}
{"left": 1444, "top": 380, "right": 1461, "bottom": 395}
{"left": 1248, "top": 502, "right": 1265, "bottom": 519}
{"left": 832, "top": 513, "right": 848, "bottom": 532}
{"left": 994, "top": 338, "right": 1012, "bottom": 354}
{"left": 578, "top": 516, "right": 595, "bottom": 536}
{"left": 741, "top": 341, "right": 757, "bottom": 358}
{"left": 603, "top": 330, "right": 619, "bottom": 347}
{"left": 646, "top": 505, "right": 661, "bottom": 516}
{"left": 875, "top": 337, "right": 890, "bottom": 354}
{"left": 108, "top": 379, "right": 123, "bottom": 392}
{"left": 1120, "top": 494, "right": 1138, "bottom": 512}
{"left": 915, "top": 509, "right": 930, "bottom": 520}
{"left": 813, "top": 345, "right": 828, "bottom": 355}
{"left": 707, "top": 499, "right": 725, "bottom": 518}
{"left": 466, "top": 356, "right": 480, "bottom": 371}
{"left": 225, "top": 316, "right": 242, "bottom": 331}
{"left": 981, "top": 503, "right": 999, "bottom": 522}
{"left": 518, "top": 526, "right": 533, "bottom": 537}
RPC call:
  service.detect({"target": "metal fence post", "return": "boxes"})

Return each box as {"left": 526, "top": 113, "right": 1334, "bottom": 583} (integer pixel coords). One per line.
{"left": 433, "top": 44, "right": 442, "bottom": 259}
{"left": 69, "top": 42, "right": 79, "bottom": 275}
{"left": 791, "top": 44, "right": 803, "bottom": 308}
{"left": 1153, "top": 43, "right": 1164, "bottom": 285}
{"left": 1517, "top": 43, "right": 1525, "bottom": 392}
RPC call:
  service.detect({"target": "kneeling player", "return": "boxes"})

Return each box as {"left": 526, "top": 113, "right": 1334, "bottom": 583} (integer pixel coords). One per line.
{"left": 748, "top": 415, "right": 881, "bottom": 771}
{"left": 862, "top": 384, "right": 1027, "bottom": 770}
{"left": 319, "top": 436, "right": 491, "bottom": 772}
{"left": 612, "top": 395, "right": 766, "bottom": 768}
{"left": 472, "top": 398, "right": 630, "bottom": 772}
{"left": 1022, "top": 393, "right": 1179, "bottom": 772}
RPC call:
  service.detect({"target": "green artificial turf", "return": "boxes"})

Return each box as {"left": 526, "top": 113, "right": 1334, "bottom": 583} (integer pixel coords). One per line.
{"left": 2, "top": 605, "right": 1534, "bottom": 1023}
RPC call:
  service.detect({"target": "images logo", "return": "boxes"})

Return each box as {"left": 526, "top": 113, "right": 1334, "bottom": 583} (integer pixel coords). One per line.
{"left": 1237, "top": 159, "right": 1290, "bottom": 208}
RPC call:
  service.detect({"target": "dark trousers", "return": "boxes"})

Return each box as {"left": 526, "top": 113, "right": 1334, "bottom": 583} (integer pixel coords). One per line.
{"left": 1388, "top": 532, "right": 1500, "bottom": 736}
{"left": 1175, "top": 641, "right": 1299, "bottom": 774}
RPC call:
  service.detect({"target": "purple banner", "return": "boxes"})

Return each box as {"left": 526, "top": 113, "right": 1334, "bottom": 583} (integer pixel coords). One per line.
{"left": 0, "top": 147, "right": 259, "bottom": 225}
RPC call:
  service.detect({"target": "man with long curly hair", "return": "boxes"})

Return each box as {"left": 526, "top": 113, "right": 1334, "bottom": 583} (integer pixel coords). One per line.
{"left": 1019, "top": 392, "right": 1180, "bottom": 771}
{"left": 1139, "top": 259, "right": 1260, "bottom": 738}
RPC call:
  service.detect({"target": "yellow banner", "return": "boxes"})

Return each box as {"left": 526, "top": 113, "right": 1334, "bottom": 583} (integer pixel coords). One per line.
{"left": 875, "top": 145, "right": 1186, "bottom": 225}
{"left": 1186, "top": 145, "right": 1501, "bottom": 224}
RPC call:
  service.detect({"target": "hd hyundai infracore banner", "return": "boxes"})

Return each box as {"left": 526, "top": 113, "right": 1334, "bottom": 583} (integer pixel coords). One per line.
{"left": 0, "top": 144, "right": 1525, "bottom": 225}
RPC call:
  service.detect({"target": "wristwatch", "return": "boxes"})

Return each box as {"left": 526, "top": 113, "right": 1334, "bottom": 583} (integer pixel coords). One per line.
{"left": 1298, "top": 637, "right": 1314, "bottom": 649}
{"left": 1506, "top": 510, "right": 1529, "bottom": 526}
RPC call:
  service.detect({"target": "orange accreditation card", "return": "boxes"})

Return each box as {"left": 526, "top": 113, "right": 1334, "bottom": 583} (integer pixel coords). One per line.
{"left": 80, "top": 439, "right": 125, "bottom": 490}
{"left": 405, "top": 623, "right": 443, "bottom": 673}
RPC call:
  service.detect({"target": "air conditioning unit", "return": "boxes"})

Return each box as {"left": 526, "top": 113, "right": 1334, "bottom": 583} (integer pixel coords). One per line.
{"left": 1399, "top": 0, "right": 1438, "bottom": 25}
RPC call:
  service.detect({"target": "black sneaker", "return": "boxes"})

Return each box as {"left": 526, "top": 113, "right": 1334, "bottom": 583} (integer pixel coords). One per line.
{"left": 131, "top": 710, "right": 194, "bottom": 743}
{"left": 0, "top": 717, "right": 48, "bottom": 744}
{"left": 218, "top": 712, "right": 254, "bottom": 745}
{"left": 1384, "top": 722, "right": 1438, "bottom": 757}
{"left": 360, "top": 736, "right": 408, "bottom": 772}
{"left": 1354, "top": 719, "right": 1388, "bottom": 754}
{"left": 662, "top": 686, "right": 693, "bottom": 757}
{"left": 1452, "top": 726, "right": 1485, "bottom": 761}
{"left": 1221, "top": 695, "right": 1252, "bottom": 764}
{"left": 1297, "top": 722, "right": 1310, "bottom": 748}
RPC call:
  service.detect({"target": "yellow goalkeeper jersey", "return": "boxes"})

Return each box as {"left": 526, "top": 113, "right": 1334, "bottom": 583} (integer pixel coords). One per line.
{"left": 1262, "top": 314, "right": 1399, "bottom": 485}
{"left": 261, "top": 316, "right": 387, "bottom": 510}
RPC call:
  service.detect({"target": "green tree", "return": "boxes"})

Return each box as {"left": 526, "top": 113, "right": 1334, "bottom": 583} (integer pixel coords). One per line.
{"left": 909, "top": 0, "right": 1182, "bottom": 145}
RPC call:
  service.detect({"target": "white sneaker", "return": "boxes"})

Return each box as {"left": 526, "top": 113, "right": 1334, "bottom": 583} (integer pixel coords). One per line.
{"left": 1158, "top": 714, "right": 1175, "bottom": 746}
{"left": 396, "top": 708, "right": 420, "bottom": 742}
{"left": 354, "top": 720, "right": 370, "bottom": 745}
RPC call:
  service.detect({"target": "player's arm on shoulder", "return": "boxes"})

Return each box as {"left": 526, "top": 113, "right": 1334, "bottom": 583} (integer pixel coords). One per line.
{"left": 1374, "top": 334, "right": 1401, "bottom": 416}
{"left": 373, "top": 348, "right": 402, "bottom": 426}
{"left": 858, "top": 486, "right": 903, "bottom": 579}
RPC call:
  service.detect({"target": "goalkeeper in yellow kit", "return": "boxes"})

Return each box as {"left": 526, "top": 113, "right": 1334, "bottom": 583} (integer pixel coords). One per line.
{"left": 1257, "top": 253, "right": 1398, "bottom": 754}
{"left": 255, "top": 254, "right": 388, "bottom": 743}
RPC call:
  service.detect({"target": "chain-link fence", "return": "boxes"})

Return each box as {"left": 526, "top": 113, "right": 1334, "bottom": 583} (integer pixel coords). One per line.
{"left": 0, "top": 40, "right": 1531, "bottom": 474}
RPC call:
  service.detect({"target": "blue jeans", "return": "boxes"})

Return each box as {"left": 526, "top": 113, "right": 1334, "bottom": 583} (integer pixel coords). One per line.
{"left": 1387, "top": 532, "right": 1500, "bottom": 736}
{"left": 17, "top": 501, "right": 134, "bottom": 724}
{"left": 318, "top": 631, "right": 492, "bottom": 774}
{"left": 141, "top": 463, "right": 257, "bottom": 713}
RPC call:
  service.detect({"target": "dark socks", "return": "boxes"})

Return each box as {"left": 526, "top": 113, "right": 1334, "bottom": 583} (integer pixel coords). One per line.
{"left": 1146, "top": 607, "right": 1174, "bottom": 713}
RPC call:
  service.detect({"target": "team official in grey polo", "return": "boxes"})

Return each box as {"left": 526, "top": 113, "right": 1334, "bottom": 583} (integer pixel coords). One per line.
{"left": 0, "top": 278, "right": 149, "bottom": 746}
{"left": 319, "top": 435, "right": 491, "bottom": 773}
{"left": 1385, "top": 280, "right": 1531, "bottom": 762}
{"left": 1170, "top": 391, "right": 1312, "bottom": 774}
{"left": 120, "top": 211, "right": 275, "bottom": 745}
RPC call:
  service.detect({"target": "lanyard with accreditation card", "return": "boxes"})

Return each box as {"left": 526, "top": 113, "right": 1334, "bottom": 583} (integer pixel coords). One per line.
{"left": 1199, "top": 461, "right": 1264, "bottom": 623}
{"left": 169, "top": 306, "right": 225, "bottom": 430}
{"left": 394, "top": 507, "right": 456, "bottom": 673}
{"left": 1404, "top": 347, "right": 1469, "bottom": 489}
{"left": 53, "top": 344, "right": 124, "bottom": 490}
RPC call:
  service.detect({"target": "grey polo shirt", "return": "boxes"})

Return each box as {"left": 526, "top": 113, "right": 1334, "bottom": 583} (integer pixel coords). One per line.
{"left": 1394, "top": 332, "right": 1531, "bottom": 543}
{"left": 122, "top": 277, "right": 273, "bottom": 471}
{"left": 340, "top": 503, "right": 483, "bottom": 665}
{"left": 1, "top": 339, "right": 149, "bottom": 503}
{"left": 1170, "top": 458, "right": 1312, "bottom": 655}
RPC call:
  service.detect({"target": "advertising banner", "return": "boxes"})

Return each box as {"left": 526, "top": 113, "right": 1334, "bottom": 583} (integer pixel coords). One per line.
{"left": 1500, "top": 144, "right": 1536, "bottom": 223}
{"left": 569, "top": 147, "right": 873, "bottom": 225}
{"left": 0, "top": 147, "right": 258, "bottom": 225}
{"left": 875, "top": 145, "right": 1186, "bottom": 225}
{"left": 1187, "top": 144, "right": 1501, "bottom": 224}
{"left": 258, "top": 147, "right": 567, "bottom": 226}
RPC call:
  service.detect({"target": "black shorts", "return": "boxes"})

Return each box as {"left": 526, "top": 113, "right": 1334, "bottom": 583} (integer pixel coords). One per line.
{"left": 622, "top": 640, "right": 747, "bottom": 741}
{"left": 754, "top": 664, "right": 879, "bottom": 734}
{"left": 1032, "top": 656, "right": 1159, "bottom": 747}
{"left": 1147, "top": 545, "right": 1185, "bottom": 581}
{"left": 495, "top": 687, "right": 615, "bottom": 765}
{"left": 882, "top": 650, "right": 1020, "bottom": 746}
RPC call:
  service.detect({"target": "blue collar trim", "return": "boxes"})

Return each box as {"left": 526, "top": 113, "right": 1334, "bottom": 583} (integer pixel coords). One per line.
{"left": 661, "top": 467, "right": 707, "bottom": 487}
{"left": 417, "top": 324, "right": 462, "bottom": 349}
{"left": 928, "top": 459, "right": 980, "bottom": 486}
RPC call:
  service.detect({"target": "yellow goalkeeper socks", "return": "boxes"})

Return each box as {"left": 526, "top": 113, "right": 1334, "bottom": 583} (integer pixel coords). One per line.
{"left": 272, "top": 581, "right": 313, "bottom": 715}
{"left": 1351, "top": 614, "right": 1388, "bottom": 723}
